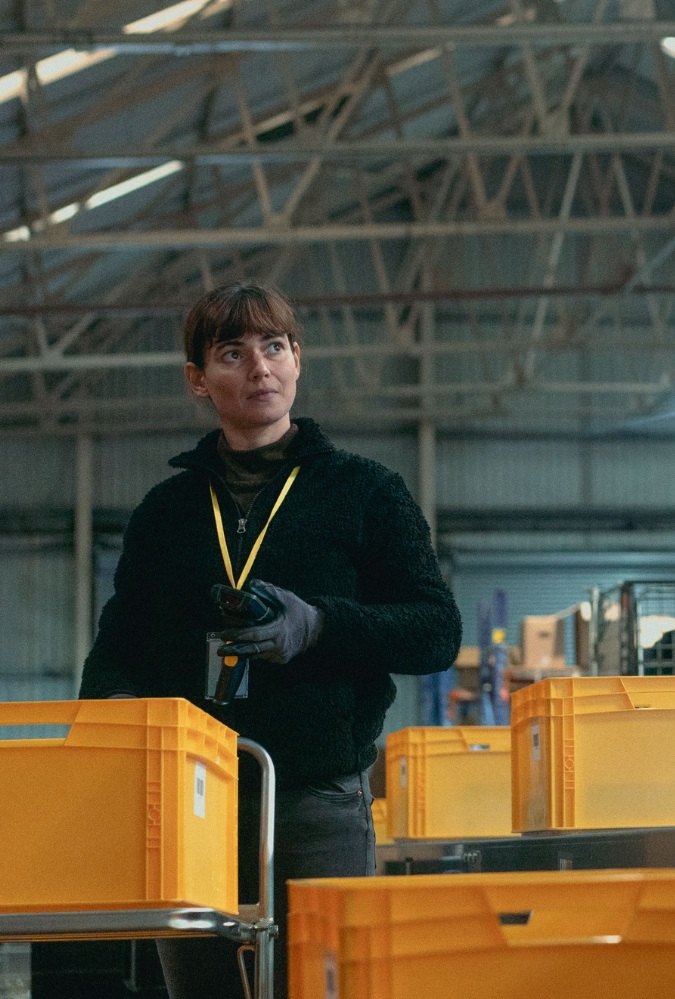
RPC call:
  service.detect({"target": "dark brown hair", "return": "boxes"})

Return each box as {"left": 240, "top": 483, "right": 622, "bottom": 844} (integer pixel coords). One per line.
{"left": 184, "top": 283, "right": 300, "bottom": 368}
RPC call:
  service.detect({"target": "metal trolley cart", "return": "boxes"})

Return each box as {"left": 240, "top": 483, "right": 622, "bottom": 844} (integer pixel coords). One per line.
{"left": 0, "top": 738, "right": 277, "bottom": 999}
{"left": 593, "top": 580, "right": 675, "bottom": 677}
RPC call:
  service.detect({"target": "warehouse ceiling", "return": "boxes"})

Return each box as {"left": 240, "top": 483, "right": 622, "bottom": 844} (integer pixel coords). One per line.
{"left": 0, "top": 0, "right": 673, "bottom": 437}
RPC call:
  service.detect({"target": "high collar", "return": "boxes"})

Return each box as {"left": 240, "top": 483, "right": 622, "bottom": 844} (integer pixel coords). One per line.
{"left": 168, "top": 416, "right": 335, "bottom": 477}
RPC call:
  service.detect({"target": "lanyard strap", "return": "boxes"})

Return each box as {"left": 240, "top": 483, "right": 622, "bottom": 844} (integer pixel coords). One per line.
{"left": 209, "top": 465, "right": 300, "bottom": 589}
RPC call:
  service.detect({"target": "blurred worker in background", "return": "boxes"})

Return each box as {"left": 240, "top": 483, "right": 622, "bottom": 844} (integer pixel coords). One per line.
{"left": 80, "top": 282, "right": 462, "bottom": 999}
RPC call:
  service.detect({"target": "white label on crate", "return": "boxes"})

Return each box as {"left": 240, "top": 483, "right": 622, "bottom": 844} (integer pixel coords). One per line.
{"left": 531, "top": 723, "right": 541, "bottom": 762}
{"left": 194, "top": 761, "right": 206, "bottom": 818}
{"left": 400, "top": 757, "right": 407, "bottom": 788}
{"left": 324, "top": 950, "right": 338, "bottom": 999}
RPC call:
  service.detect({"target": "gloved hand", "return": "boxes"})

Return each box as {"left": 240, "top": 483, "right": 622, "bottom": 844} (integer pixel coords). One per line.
{"left": 217, "top": 579, "right": 324, "bottom": 664}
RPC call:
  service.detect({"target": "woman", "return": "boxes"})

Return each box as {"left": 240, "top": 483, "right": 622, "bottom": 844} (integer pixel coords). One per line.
{"left": 80, "top": 282, "right": 462, "bottom": 998}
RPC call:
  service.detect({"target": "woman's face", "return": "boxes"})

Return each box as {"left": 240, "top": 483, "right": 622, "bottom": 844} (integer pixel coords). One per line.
{"left": 185, "top": 330, "right": 300, "bottom": 446}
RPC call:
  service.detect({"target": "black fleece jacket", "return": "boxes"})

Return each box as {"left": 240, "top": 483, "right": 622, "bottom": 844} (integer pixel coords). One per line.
{"left": 79, "top": 418, "right": 462, "bottom": 788}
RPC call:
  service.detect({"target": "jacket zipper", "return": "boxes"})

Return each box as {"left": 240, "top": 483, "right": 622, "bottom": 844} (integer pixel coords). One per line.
{"left": 206, "top": 473, "right": 257, "bottom": 573}
{"left": 196, "top": 455, "right": 310, "bottom": 580}
{"left": 232, "top": 481, "right": 273, "bottom": 571}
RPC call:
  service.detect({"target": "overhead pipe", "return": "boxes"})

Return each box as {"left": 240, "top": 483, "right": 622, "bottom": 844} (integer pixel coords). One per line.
{"left": 0, "top": 283, "right": 672, "bottom": 317}
{"left": 1, "top": 22, "right": 674, "bottom": 53}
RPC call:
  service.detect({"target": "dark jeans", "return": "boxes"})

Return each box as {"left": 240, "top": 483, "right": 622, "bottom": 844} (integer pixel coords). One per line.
{"left": 157, "top": 770, "right": 375, "bottom": 999}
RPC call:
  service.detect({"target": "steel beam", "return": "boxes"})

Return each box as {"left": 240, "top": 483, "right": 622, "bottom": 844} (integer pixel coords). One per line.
{"left": 1, "top": 23, "right": 674, "bottom": 53}
{"left": 1, "top": 345, "right": 671, "bottom": 396}
{"left": 0, "top": 392, "right": 654, "bottom": 433}
{"left": 437, "top": 507, "right": 675, "bottom": 533}
{"left": 342, "top": 380, "right": 672, "bottom": 397}
{"left": 2, "top": 215, "right": 674, "bottom": 253}
{"left": 3, "top": 317, "right": 673, "bottom": 373}
{"left": 1, "top": 132, "right": 674, "bottom": 165}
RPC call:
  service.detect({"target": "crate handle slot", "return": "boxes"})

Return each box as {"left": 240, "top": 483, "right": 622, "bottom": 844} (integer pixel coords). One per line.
{"left": 0, "top": 700, "right": 83, "bottom": 741}
{"left": 0, "top": 723, "right": 71, "bottom": 741}
{"left": 499, "top": 911, "right": 532, "bottom": 925}
{"left": 0, "top": 700, "right": 81, "bottom": 727}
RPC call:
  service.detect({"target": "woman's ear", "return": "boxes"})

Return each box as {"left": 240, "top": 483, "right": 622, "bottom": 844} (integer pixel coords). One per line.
{"left": 185, "top": 361, "right": 210, "bottom": 398}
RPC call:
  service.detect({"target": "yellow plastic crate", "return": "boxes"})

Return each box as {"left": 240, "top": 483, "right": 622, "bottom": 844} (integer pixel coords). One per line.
{"left": 288, "top": 869, "right": 675, "bottom": 999}
{"left": 511, "top": 675, "right": 675, "bottom": 832}
{"left": 0, "top": 698, "right": 238, "bottom": 913}
{"left": 371, "top": 798, "right": 393, "bottom": 846}
{"left": 385, "top": 726, "right": 513, "bottom": 839}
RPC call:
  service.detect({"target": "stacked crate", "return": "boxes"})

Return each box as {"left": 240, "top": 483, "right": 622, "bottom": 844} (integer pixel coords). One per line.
{"left": 289, "top": 675, "right": 675, "bottom": 996}
{"left": 0, "top": 697, "right": 239, "bottom": 914}
{"left": 385, "top": 725, "right": 514, "bottom": 840}
{"left": 288, "top": 869, "right": 675, "bottom": 999}
{"left": 510, "top": 674, "right": 675, "bottom": 832}
{"left": 370, "top": 798, "right": 392, "bottom": 846}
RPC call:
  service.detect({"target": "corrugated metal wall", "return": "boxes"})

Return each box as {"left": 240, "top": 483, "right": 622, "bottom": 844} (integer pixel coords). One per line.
{"left": 91, "top": 433, "right": 198, "bottom": 508}
{"left": 438, "top": 439, "right": 583, "bottom": 507}
{"left": 1, "top": 439, "right": 75, "bottom": 506}
{"left": 0, "top": 541, "right": 74, "bottom": 728}
{"left": 5, "top": 431, "right": 675, "bottom": 518}
{"left": 437, "top": 437, "right": 675, "bottom": 511}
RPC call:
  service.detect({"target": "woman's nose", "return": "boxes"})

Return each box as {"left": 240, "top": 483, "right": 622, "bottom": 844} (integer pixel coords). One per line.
{"left": 248, "top": 349, "right": 270, "bottom": 376}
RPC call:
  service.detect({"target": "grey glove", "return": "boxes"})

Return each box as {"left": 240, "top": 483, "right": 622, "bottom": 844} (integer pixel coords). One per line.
{"left": 217, "top": 579, "right": 324, "bottom": 664}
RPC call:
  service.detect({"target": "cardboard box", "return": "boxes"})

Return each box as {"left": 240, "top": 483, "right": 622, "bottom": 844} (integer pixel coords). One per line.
{"left": 520, "top": 615, "right": 565, "bottom": 670}
{"left": 453, "top": 646, "right": 522, "bottom": 695}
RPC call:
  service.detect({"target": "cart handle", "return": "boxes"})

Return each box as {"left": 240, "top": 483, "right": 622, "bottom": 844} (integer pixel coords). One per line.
{"left": 236, "top": 738, "right": 275, "bottom": 928}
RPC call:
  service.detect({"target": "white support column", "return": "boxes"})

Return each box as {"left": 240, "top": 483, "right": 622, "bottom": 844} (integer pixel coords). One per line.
{"left": 418, "top": 418, "right": 437, "bottom": 551}
{"left": 414, "top": 300, "right": 439, "bottom": 727}
{"left": 74, "top": 433, "right": 93, "bottom": 695}
{"left": 418, "top": 297, "right": 438, "bottom": 550}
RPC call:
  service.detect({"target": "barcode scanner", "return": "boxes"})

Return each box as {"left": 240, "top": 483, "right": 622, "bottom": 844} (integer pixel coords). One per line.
{"left": 207, "top": 583, "right": 280, "bottom": 706}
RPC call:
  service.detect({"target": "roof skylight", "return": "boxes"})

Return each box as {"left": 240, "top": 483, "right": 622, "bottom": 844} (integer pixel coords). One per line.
{"left": 0, "top": 1, "right": 230, "bottom": 241}
{"left": 0, "top": 0, "right": 228, "bottom": 105}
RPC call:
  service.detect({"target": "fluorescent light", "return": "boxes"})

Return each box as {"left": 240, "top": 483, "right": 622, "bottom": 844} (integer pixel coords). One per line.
{"left": 2, "top": 162, "right": 183, "bottom": 243}
{"left": 496, "top": 7, "right": 536, "bottom": 25}
{"left": 123, "top": 0, "right": 214, "bottom": 34}
{"left": 36, "top": 48, "right": 118, "bottom": 86}
{"left": 0, "top": 70, "right": 26, "bottom": 104}
{"left": 5, "top": 204, "right": 80, "bottom": 239}
{"left": 661, "top": 37, "right": 675, "bottom": 58}
{"left": 0, "top": 0, "right": 223, "bottom": 243}
{"left": 3, "top": 226, "right": 31, "bottom": 242}
{"left": 84, "top": 160, "right": 184, "bottom": 209}
{"left": 48, "top": 202, "right": 81, "bottom": 224}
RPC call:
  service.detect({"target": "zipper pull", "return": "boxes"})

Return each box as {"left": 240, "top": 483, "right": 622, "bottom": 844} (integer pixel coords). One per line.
{"left": 237, "top": 518, "right": 247, "bottom": 534}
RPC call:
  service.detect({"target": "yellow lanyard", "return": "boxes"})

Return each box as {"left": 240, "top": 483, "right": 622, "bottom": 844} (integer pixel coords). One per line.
{"left": 209, "top": 466, "right": 300, "bottom": 589}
